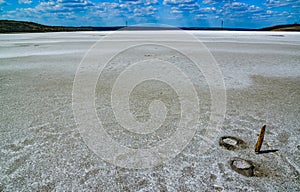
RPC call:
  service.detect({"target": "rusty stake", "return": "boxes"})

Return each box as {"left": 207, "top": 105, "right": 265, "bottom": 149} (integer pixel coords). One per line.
{"left": 255, "top": 124, "right": 266, "bottom": 154}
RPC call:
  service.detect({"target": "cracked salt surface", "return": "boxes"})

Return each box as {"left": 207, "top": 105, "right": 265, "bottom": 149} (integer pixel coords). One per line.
{"left": 0, "top": 31, "right": 299, "bottom": 191}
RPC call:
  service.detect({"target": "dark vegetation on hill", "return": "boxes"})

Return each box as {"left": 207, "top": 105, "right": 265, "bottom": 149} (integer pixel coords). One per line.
{"left": 260, "top": 24, "right": 300, "bottom": 31}
{"left": 0, "top": 20, "right": 96, "bottom": 33}
{"left": 1, "top": 20, "right": 299, "bottom": 33}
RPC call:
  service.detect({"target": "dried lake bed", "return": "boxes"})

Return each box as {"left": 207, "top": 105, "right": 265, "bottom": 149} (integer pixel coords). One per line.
{"left": 0, "top": 31, "right": 299, "bottom": 191}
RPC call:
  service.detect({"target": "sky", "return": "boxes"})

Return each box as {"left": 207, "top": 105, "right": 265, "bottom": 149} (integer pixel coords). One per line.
{"left": 0, "top": 0, "right": 299, "bottom": 28}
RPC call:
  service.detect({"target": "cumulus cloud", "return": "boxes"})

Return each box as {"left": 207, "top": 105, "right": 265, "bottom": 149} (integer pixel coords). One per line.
{"left": 163, "top": 0, "right": 197, "bottom": 5}
{"left": 248, "top": 5, "right": 263, "bottom": 13}
{"left": 224, "top": 2, "right": 248, "bottom": 12}
{"left": 18, "top": 0, "right": 32, "bottom": 4}
{"left": 0, "top": 0, "right": 299, "bottom": 27}
{"left": 178, "top": 2, "right": 200, "bottom": 10}
{"left": 2, "top": 0, "right": 97, "bottom": 26}
{"left": 170, "top": 7, "right": 183, "bottom": 14}
{"left": 264, "top": 0, "right": 299, "bottom": 8}
{"left": 134, "top": 6, "right": 157, "bottom": 17}
{"left": 92, "top": 0, "right": 160, "bottom": 25}
{"left": 200, "top": 7, "right": 216, "bottom": 13}
{"left": 120, "top": 0, "right": 138, "bottom": 1}
{"left": 118, "top": 0, "right": 144, "bottom": 6}
{"left": 163, "top": 0, "right": 201, "bottom": 16}
{"left": 145, "top": 0, "right": 159, "bottom": 6}
{"left": 202, "top": 0, "right": 226, "bottom": 4}
{"left": 37, "top": 0, "right": 95, "bottom": 13}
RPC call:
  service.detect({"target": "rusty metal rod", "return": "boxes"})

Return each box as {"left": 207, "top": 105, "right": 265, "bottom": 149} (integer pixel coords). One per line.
{"left": 255, "top": 124, "right": 266, "bottom": 154}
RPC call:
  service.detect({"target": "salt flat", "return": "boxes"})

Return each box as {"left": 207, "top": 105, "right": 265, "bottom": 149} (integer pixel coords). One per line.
{"left": 0, "top": 31, "right": 299, "bottom": 191}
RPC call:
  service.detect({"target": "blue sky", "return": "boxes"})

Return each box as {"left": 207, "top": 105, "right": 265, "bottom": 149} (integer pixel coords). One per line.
{"left": 0, "top": 0, "right": 299, "bottom": 28}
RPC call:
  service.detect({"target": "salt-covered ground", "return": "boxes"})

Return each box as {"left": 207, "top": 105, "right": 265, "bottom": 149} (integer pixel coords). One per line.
{"left": 0, "top": 31, "right": 299, "bottom": 191}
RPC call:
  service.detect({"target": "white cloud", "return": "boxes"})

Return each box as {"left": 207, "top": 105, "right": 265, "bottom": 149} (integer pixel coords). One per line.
{"left": 248, "top": 5, "right": 263, "bottom": 13}
{"left": 36, "top": 0, "right": 95, "bottom": 13}
{"left": 202, "top": 0, "right": 226, "bottom": 4}
{"left": 163, "top": 0, "right": 200, "bottom": 16}
{"left": 2, "top": 0, "right": 97, "bottom": 25}
{"left": 264, "top": 0, "right": 299, "bottom": 8}
{"left": 1, "top": 0, "right": 299, "bottom": 27}
{"left": 18, "top": 0, "right": 32, "bottom": 4}
{"left": 119, "top": 0, "right": 140, "bottom": 2}
{"left": 145, "top": 0, "right": 158, "bottom": 6}
{"left": 134, "top": 6, "right": 157, "bottom": 17}
{"left": 163, "top": 0, "right": 197, "bottom": 5}
{"left": 118, "top": 0, "right": 143, "bottom": 6}
{"left": 227, "top": 2, "right": 248, "bottom": 11}
{"left": 170, "top": 7, "right": 183, "bottom": 14}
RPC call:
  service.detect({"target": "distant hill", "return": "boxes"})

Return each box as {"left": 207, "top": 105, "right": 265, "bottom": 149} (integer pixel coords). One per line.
{"left": 0, "top": 20, "right": 299, "bottom": 33}
{"left": 260, "top": 24, "right": 300, "bottom": 31}
{"left": 0, "top": 20, "right": 95, "bottom": 33}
